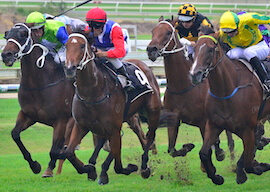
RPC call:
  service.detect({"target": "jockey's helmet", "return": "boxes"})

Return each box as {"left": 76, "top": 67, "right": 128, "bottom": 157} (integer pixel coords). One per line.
{"left": 86, "top": 7, "right": 107, "bottom": 29}
{"left": 178, "top": 3, "right": 197, "bottom": 22}
{"left": 220, "top": 11, "right": 239, "bottom": 33}
{"left": 26, "top": 11, "right": 46, "bottom": 29}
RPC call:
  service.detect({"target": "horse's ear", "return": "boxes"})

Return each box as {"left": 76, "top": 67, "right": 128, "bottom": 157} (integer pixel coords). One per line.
{"left": 4, "top": 30, "right": 10, "bottom": 39}
{"left": 213, "top": 31, "right": 220, "bottom": 40}
{"left": 25, "top": 22, "right": 34, "bottom": 29}
{"left": 159, "top": 16, "right": 164, "bottom": 22}
{"left": 171, "top": 15, "right": 174, "bottom": 21}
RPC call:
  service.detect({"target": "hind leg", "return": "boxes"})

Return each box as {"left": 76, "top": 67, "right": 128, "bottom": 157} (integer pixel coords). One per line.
{"left": 237, "top": 129, "right": 270, "bottom": 184}
{"left": 98, "top": 131, "right": 138, "bottom": 185}
{"left": 200, "top": 121, "right": 224, "bottom": 185}
{"left": 43, "top": 119, "right": 68, "bottom": 177}
{"left": 11, "top": 110, "right": 40, "bottom": 174}
{"left": 127, "top": 114, "right": 157, "bottom": 154}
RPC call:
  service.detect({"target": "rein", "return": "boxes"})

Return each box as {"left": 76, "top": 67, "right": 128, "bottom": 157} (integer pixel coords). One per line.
{"left": 7, "top": 23, "right": 49, "bottom": 68}
{"left": 198, "top": 35, "right": 252, "bottom": 100}
{"left": 158, "top": 21, "right": 189, "bottom": 60}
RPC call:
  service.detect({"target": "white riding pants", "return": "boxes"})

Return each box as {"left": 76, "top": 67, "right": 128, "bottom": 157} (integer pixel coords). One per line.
{"left": 226, "top": 40, "right": 270, "bottom": 61}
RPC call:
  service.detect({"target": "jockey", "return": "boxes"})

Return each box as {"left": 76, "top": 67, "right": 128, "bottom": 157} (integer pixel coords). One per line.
{"left": 25, "top": 11, "right": 69, "bottom": 64}
{"left": 219, "top": 11, "right": 270, "bottom": 89}
{"left": 175, "top": 3, "right": 213, "bottom": 56}
{"left": 85, "top": 7, "right": 134, "bottom": 91}
{"left": 43, "top": 13, "right": 87, "bottom": 34}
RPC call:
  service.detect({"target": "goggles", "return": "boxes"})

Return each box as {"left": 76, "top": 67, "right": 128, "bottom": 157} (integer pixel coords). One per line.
{"left": 88, "top": 21, "right": 105, "bottom": 29}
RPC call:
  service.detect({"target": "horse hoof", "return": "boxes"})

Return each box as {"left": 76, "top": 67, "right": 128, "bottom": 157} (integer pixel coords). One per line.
{"left": 141, "top": 167, "right": 151, "bottom": 179}
{"left": 85, "top": 164, "right": 97, "bottom": 181}
{"left": 212, "top": 174, "right": 224, "bottom": 185}
{"left": 42, "top": 169, "right": 53, "bottom": 178}
{"left": 236, "top": 168, "right": 247, "bottom": 184}
{"left": 30, "top": 161, "right": 41, "bottom": 174}
{"left": 98, "top": 175, "right": 109, "bottom": 185}
{"left": 128, "top": 164, "right": 138, "bottom": 173}
{"left": 183, "top": 143, "right": 195, "bottom": 150}
{"left": 215, "top": 149, "right": 225, "bottom": 161}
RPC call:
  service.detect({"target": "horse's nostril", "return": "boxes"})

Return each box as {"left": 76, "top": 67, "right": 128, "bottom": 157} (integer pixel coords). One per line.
{"left": 71, "top": 65, "right": 77, "bottom": 71}
{"left": 1, "top": 51, "right": 13, "bottom": 59}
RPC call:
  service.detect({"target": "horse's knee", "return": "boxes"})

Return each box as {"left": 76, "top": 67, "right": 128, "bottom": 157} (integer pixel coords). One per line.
{"left": 11, "top": 129, "right": 20, "bottom": 140}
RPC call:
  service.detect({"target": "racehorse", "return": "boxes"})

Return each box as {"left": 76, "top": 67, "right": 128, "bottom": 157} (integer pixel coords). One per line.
{"left": 1, "top": 23, "right": 154, "bottom": 177}
{"left": 189, "top": 25, "right": 270, "bottom": 184}
{"left": 62, "top": 31, "right": 162, "bottom": 185}
{"left": 146, "top": 17, "right": 234, "bottom": 161}
{"left": 1, "top": 23, "right": 75, "bottom": 177}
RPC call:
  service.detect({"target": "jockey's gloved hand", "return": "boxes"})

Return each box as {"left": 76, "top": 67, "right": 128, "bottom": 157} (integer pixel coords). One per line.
{"left": 179, "top": 38, "right": 191, "bottom": 46}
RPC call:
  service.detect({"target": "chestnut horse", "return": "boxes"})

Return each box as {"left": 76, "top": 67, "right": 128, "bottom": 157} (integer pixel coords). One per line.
{"left": 189, "top": 26, "right": 270, "bottom": 184}
{"left": 146, "top": 17, "right": 234, "bottom": 161}
{"left": 1, "top": 23, "right": 153, "bottom": 177}
{"left": 62, "top": 32, "right": 162, "bottom": 185}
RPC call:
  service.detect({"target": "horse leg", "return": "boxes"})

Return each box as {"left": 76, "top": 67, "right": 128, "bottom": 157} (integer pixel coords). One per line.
{"left": 237, "top": 129, "right": 270, "bottom": 184}
{"left": 213, "top": 137, "right": 225, "bottom": 161}
{"left": 42, "top": 120, "right": 67, "bottom": 177}
{"left": 127, "top": 115, "right": 157, "bottom": 154}
{"left": 87, "top": 136, "right": 106, "bottom": 181}
{"left": 226, "top": 130, "right": 235, "bottom": 161}
{"left": 64, "top": 123, "right": 96, "bottom": 176}
{"left": 11, "top": 110, "right": 40, "bottom": 173}
{"left": 56, "top": 117, "right": 75, "bottom": 175}
{"left": 199, "top": 121, "right": 224, "bottom": 185}
{"left": 255, "top": 120, "right": 270, "bottom": 150}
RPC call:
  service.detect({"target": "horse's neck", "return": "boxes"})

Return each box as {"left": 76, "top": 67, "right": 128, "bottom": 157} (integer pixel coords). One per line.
{"left": 76, "top": 61, "right": 106, "bottom": 99}
{"left": 163, "top": 36, "right": 191, "bottom": 88}
{"left": 20, "top": 51, "right": 59, "bottom": 86}
{"left": 208, "top": 52, "right": 238, "bottom": 97}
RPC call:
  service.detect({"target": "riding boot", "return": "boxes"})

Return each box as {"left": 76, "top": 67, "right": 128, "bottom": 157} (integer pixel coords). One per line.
{"left": 117, "top": 65, "right": 135, "bottom": 91}
{"left": 250, "top": 57, "right": 270, "bottom": 91}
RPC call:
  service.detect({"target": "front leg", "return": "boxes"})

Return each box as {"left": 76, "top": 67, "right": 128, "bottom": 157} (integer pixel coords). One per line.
{"left": 64, "top": 123, "right": 95, "bottom": 175}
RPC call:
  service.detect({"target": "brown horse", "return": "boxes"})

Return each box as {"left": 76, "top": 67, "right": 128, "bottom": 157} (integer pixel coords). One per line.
{"left": 62, "top": 32, "right": 162, "bottom": 185}
{"left": 146, "top": 17, "right": 234, "bottom": 161}
{"left": 1, "top": 23, "right": 153, "bottom": 177}
{"left": 189, "top": 26, "right": 270, "bottom": 184}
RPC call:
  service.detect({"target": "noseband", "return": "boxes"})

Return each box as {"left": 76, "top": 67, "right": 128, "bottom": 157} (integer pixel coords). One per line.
{"left": 6, "top": 23, "right": 48, "bottom": 68}
{"left": 157, "top": 21, "right": 189, "bottom": 60}
{"left": 68, "top": 33, "right": 95, "bottom": 70}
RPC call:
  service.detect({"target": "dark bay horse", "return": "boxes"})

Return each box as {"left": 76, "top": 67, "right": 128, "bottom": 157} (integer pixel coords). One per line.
{"left": 1, "top": 23, "right": 75, "bottom": 177}
{"left": 62, "top": 32, "right": 162, "bottom": 185}
{"left": 146, "top": 17, "right": 234, "bottom": 161}
{"left": 1, "top": 23, "right": 153, "bottom": 177}
{"left": 189, "top": 26, "right": 270, "bottom": 184}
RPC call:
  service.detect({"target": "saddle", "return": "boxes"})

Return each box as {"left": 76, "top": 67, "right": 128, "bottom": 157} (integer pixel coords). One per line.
{"left": 96, "top": 58, "right": 153, "bottom": 119}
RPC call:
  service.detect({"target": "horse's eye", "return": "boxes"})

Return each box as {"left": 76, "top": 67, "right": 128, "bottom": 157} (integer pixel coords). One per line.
{"left": 166, "top": 31, "right": 172, "bottom": 36}
{"left": 80, "top": 44, "right": 85, "bottom": 49}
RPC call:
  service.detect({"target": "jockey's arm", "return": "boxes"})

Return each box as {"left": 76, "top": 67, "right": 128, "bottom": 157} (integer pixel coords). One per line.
{"left": 56, "top": 26, "right": 69, "bottom": 45}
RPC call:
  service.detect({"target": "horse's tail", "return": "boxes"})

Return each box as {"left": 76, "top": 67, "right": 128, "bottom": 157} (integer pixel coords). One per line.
{"left": 158, "top": 109, "right": 178, "bottom": 128}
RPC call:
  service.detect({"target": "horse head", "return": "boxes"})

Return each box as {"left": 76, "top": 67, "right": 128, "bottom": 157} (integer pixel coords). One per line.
{"left": 64, "top": 31, "right": 95, "bottom": 79}
{"left": 147, "top": 17, "right": 178, "bottom": 62}
{"left": 1, "top": 23, "right": 33, "bottom": 66}
{"left": 189, "top": 26, "right": 220, "bottom": 85}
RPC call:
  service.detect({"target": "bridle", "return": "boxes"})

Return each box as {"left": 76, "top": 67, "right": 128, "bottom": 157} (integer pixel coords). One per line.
{"left": 6, "top": 23, "right": 48, "bottom": 68}
{"left": 68, "top": 33, "right": 95, "bottom": 70}
{"left": 157, "top": 20, "right": 189, "bottom": 60}
{"left": 195, "top": 35, "right": 224, "bottom": 81}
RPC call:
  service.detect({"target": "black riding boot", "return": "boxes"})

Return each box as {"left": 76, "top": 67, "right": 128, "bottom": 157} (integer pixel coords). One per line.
{"left": 117, "top": 66, "right": 135, "bottom": 91}
{"left": 250, "top": 57, "right": 270, "bottom": 90}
